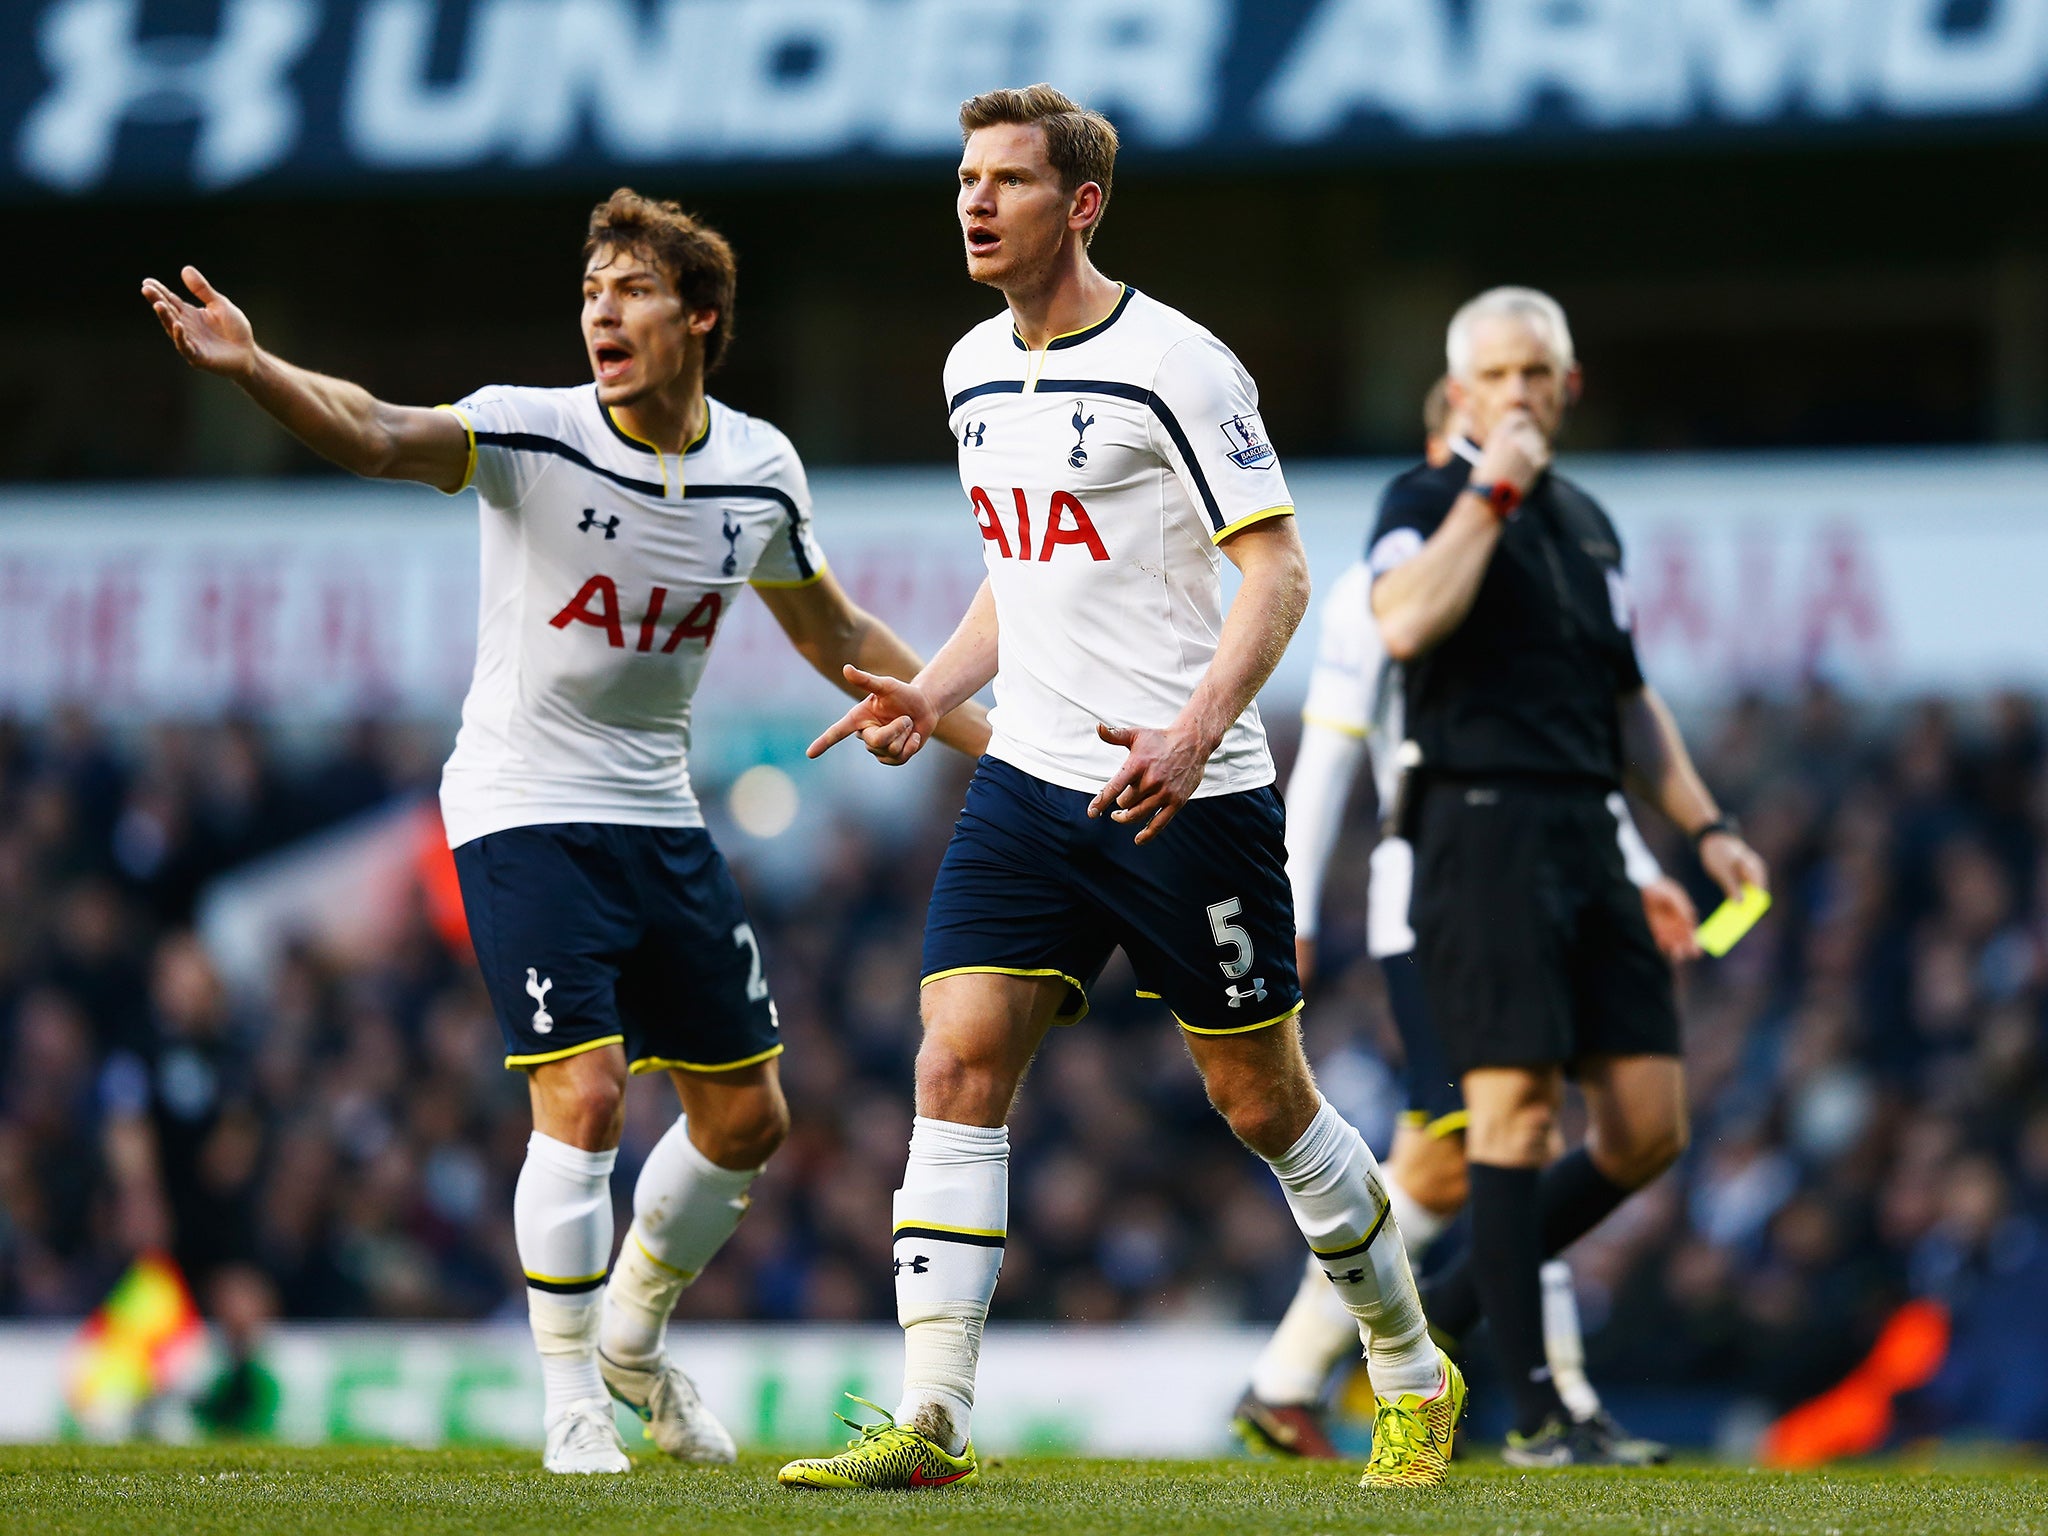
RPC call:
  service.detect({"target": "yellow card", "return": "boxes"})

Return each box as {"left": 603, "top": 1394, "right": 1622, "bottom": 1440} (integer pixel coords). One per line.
{"left": 1695, "top": 885, "right": 1772, "bottom": 958}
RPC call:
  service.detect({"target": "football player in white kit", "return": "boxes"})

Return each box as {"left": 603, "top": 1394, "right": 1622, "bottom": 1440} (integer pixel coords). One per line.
{"left": 143, "top": 189, "right": 988, "bottom": 1474}
{"left": 1233, "top": 386, "right": 1697, "bottom": 1464}
{"left": 784, "top": 86, "right": 1459, "bottom": 1493}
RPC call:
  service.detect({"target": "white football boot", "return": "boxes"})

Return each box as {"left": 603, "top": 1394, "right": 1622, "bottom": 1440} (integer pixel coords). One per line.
{"left": 599, "top": 1350, "right": 738, "bottom": 1464}
{"left": 543, "top": 1398, "right": 631, "bottom": 1474}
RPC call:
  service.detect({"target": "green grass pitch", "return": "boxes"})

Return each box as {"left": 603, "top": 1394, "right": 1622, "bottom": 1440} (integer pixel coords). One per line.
{"left": 2, "top": 1446, "right": 2045, "bottom": 1536}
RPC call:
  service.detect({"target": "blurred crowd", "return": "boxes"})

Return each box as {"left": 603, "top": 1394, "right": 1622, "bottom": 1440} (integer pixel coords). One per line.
{"left": 0, "top": 690, "right": 2045, "bottom": 1434}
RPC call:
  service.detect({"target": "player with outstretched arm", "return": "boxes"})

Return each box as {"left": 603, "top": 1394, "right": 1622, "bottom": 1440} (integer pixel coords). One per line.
{"left": 143, "top": 190, "right": 988, "bottom": 1475}
{"left": 785, "top": 85, "right": 1459, "bottom": 1493}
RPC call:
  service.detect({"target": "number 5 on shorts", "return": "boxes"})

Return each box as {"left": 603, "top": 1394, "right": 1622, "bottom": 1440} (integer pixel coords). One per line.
{"left": 1207, "top": 897, "right": 1252, "bottom": 979}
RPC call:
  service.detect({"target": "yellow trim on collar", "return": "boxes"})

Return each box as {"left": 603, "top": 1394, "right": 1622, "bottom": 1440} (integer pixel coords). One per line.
{"left": 1212, "top": 503, "right": 1296, "bottom": 545}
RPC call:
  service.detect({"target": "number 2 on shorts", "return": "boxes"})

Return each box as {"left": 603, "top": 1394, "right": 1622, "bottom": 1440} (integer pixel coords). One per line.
{"left": 733, "top": 922, "right": 769, "bottom": 1001}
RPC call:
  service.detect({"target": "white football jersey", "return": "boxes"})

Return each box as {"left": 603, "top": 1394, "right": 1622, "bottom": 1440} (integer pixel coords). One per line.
{"left": 435, "top": 385, "right": 825, "bottom": 848}
{"left": 943, "top": 286, "right": 1295, "bottom": 797}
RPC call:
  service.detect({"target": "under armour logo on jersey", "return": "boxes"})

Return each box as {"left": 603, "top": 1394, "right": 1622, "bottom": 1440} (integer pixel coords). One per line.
{"left": 1328, "top": 1267, "right": 1367, "bottom": 1286}
{"left": 893, "top": 1255, "right": 931, "bottom": 1276}
{"left": 962, "top": 421, "right": 987, "bottom": 447}
{"left": 525, "top": 969, "right": 555, "bottom": 1034}
{"left": 579, "top": 509, "right": 619, "bottom": 539}
{"left": 1224, "top": 978, "right": 1268, "bottom": 1008}
{"left": 1068, "top": 402, "right": 1096, "bottom": 469}
{"left": 721, "top": 511, "right": 742, "bottom": 576}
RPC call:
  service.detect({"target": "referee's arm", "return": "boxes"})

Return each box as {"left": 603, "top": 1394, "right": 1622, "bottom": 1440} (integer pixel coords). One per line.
{"left": 1373, "top": 410, "right": 1548, "bottom": 659}
{"left": 1620, "top": 685, "right": 1769, "bottom": 901}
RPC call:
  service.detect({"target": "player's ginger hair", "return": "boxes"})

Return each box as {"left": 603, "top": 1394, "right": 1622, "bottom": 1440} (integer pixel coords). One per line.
{"left": 959, "top": 84, "right": 1119, "bottom": 246}
{"left": 582, "top": 188, "right": 739, "bottom": 374}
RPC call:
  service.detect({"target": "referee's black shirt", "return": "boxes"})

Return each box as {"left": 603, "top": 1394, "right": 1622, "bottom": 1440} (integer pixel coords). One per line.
{"left": 1367, "top": 441, "right": 1644, "bottom": 788}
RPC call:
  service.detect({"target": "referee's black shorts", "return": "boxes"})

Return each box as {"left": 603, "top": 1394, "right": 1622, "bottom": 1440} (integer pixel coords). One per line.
{"left": 1410, "top": 779, "right": 1679, "bottom": 1077}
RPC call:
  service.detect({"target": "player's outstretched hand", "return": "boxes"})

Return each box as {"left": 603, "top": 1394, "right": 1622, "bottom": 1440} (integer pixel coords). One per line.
{"left": 808, "top": 665, "right": 938, "bottom": 767}
{"left": 141, "top": 266, "right": 257, "bottom": 379}
{"left": 1699, "top": 829, "right": 1769, "bottom": 904}
{"left": 1089, "top": 722, "right": 1210, "bottom": 845}
{"left": 1640, "top": 875, "right": 1701, "bottom": 963}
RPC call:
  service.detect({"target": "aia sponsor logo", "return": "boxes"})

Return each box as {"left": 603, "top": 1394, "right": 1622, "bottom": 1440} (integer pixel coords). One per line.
{"left": 549, "top": 577, "right": 723, "bottom": 651}
{"left": 970, "top": 487, "right": 1109, "bottom": 563}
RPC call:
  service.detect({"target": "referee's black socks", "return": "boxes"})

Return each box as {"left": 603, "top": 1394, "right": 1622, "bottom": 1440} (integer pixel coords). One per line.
{"left": 1420, "top": 1149, "right": 1635, "bottom": 1341}
{"left": 1464, "top": 1162, "right": 1565, "bottom": 1436}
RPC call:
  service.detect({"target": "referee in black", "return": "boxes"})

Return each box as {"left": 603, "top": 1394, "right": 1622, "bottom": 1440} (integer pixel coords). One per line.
{"left": 1368, "top": 287, "right": 1768, "bottom": 1465}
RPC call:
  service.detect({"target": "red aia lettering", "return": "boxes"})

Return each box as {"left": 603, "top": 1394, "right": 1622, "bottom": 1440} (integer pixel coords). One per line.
{"left": 661, "top": 592, "right": 723, "bottom": 653}
{"left": 548, "top": 574, "right": 624, "bottom": 648}
{"left": 1041, "top": 491, "right": 1108, "bottom": 562}
{"left": 553, "top": 578, "right": 723, "bottom": 651}
{"left": 970, "top": 486, "right": 1012, "bottom": 560}
{"left": 967, "top": 488, "right": 1109, "bottom": 563}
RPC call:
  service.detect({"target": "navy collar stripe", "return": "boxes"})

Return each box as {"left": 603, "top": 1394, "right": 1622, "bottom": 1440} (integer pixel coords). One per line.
{"left": 945, "top": 376, "right": 1225, "bottom": 533}
{"left": 600, "top": 399, "right": 715, "bottom": 456}
{"left": 474, "top": 434, "right": 802, "bottom": 545}
{"left": 1010, "top": 285, "right": 1137, "bottom": 352}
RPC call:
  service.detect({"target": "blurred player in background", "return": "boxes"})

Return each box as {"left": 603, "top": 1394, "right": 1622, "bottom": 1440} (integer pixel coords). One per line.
{"left": 786, "top": 84, "right": 1460, "bottom": 1492}
{"left": 1233, "top": 381, "right": 1695, "bottom": 1464}
{"left": 1370, "top": 287, "right": 1768, "bottom": 1464}
{"left": 143, "top": 190, "right": 988, "bottom": 1474}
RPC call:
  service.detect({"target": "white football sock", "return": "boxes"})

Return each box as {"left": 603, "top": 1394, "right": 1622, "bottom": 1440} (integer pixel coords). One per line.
{"left": 1265, "top": 1097, "right": 1441, "bottom": 1401}
{"left": 600, "top": 1115, "right": 760, "bottom": 1368}
{"left": 892, "top": 1116, "right": 1007, "bottom": 1456}
{"left": 1248, "top": 1253, "right": 1361, "bottom": 1404}
{"left": 1387, "top": 1176, "right": 1451, "bottom": 1262}
{"left": 515, "top": 1131, "right": 616, "bottom": 1428}
{"left": 1541, "top": 1259, "right": 1603, "bottom": 1420}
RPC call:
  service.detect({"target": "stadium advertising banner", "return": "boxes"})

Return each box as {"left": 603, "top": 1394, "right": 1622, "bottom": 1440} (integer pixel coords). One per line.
{"left": 6, "top": 0, "right": 2048, "bottom": 198}
{"left": 0, "top": 1320, "right": 1272, "bottom": 1453}
{"left": 0, "top": 452, "right": 2044, "bottom": 746}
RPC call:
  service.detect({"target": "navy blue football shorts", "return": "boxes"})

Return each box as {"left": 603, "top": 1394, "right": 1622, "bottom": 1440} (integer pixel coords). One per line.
{"left": 921, "top": 757, "right": 1304, "bottom": 1035}
{"left": 454, "top": 822, "right": 781, "bottom": 1074}
{"left": 1380, "top": 950, "right": 1466, "bottom": 1137}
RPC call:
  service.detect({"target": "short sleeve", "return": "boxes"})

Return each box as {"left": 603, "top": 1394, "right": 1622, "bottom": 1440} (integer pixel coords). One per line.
{"left": 1367, "top": 472, "right": 1454, "bottom": 578}
{"left": 1301, "top": 563, "right": 1379, "bottom": 738}
{"left": 746, "top": 432, "right": 828, "bottom": 588}
{"left": 1148, "top": 336, "right": 1295, "bottom": 544}
{"left": 440, "top": 386, "right": 559, "bottom": 507}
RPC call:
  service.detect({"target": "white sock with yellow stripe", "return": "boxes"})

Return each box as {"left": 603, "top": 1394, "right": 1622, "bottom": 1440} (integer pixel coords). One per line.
{"left": 892, "top": 1116, "right": 1007, "bottom": 1457}
{"left": 516, "top": 1131, "right": 617, "bottom": 1429}
{"left": 1265, "top": 1097, "right": 1441, "bottom": 1400}
{"left": 600, "top": 1114, "right": 760, "bottom": 1368}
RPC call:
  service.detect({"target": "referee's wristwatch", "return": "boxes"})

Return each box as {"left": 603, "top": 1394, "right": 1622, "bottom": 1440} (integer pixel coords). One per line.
{"left": 1690, "top": 813, "right": 1741, "bottom": 848}
{"left": 1466, "top": 478, "right": 1522, "bottom": 520}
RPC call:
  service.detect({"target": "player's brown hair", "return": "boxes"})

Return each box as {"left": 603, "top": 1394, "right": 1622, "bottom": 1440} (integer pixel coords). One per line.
{"left": 582, "top": 188, "right": 738, "bottom": 373}
{"left": 959, "top": 84, "right": 1119, "bottom": 245}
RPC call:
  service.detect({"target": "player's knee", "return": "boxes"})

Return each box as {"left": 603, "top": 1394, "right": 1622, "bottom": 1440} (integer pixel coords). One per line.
{"left": 1397, "top": 1136, "right": 1469, "bottom": 1213}
{"left": 1468, "top": 1100, "right": 1556, "bottom": 1167}
{"left": 913, "top": 1036, "right": 1014, "bottom": 1125}
{"left": 1602, "top": 1118, "right": 1688, "bottom": 1190}
{"left": 542, "top": 1072, "right": 626, "bottom": 1148}
{"left": 1211, "top": 1082, "right": 1308, "bottom": 1160}
{"left": 699, "top": 1090, "right": 789, "bottom": 1170}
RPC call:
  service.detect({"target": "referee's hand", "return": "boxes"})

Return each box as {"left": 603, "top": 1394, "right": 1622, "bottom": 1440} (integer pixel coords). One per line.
{"left": 1699, "top": 829, "right": 1770, "bottom": 904}
{"left": 1475, "top": 407, "right": 1551, "bottom": 494}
